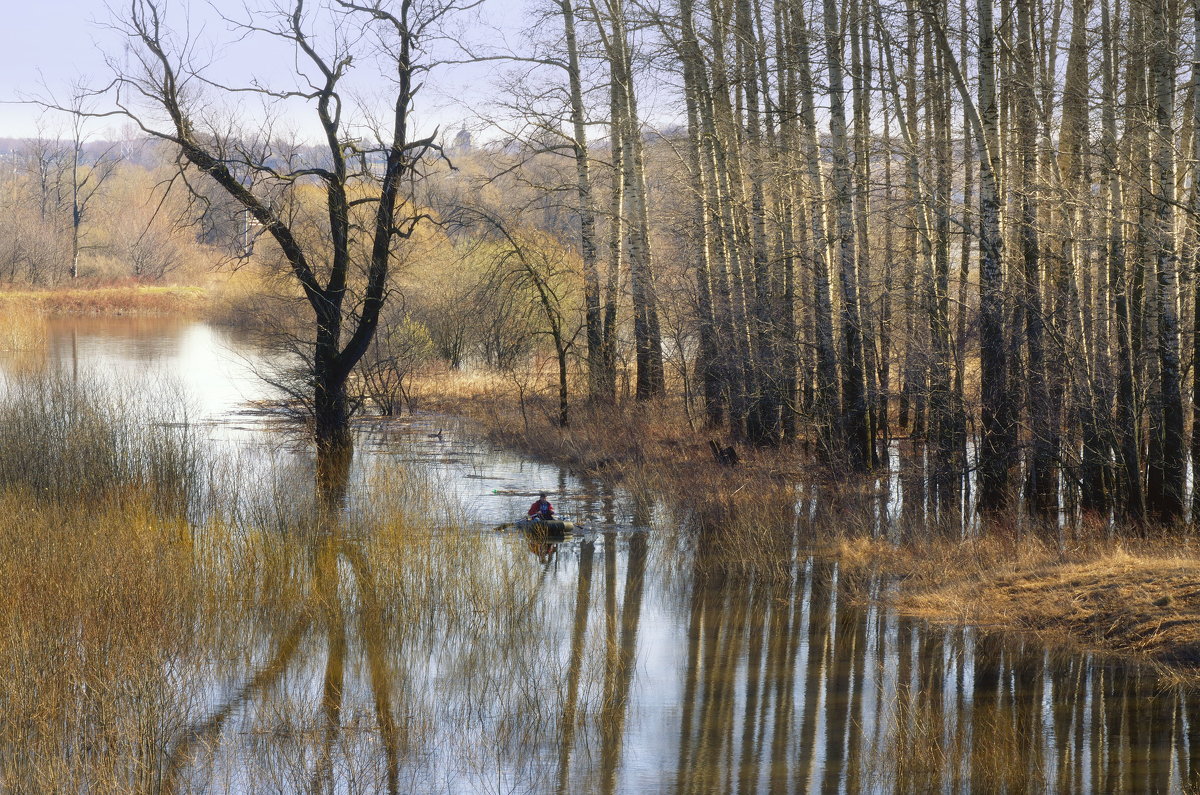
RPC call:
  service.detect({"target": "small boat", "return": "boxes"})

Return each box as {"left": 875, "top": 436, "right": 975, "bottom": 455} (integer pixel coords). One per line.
{"left": 515, "top": 517, "right": 575, "bottom": 536}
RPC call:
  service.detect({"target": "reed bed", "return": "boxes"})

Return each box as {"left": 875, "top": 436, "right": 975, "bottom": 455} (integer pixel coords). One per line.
{"left": 0, "top": 312, "right": 48, "bottom": 374}
{"left": 0, "top": 494, "right": 204, "bottom": 793}
{"left": 0, "top": 372, "right": 602, "bottom": 792}
{"left": 0, "top": 371, "right": 200, "bottom": 514}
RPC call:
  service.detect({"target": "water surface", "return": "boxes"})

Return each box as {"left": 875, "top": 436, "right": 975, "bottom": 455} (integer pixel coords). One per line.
{"left": 8, "top": 316, "right": 1199, "bottom": 794}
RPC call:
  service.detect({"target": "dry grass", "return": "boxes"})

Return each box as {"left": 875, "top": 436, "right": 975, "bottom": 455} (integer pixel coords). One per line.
{"left": 976, "top": 551, "right": 1200, "bottom": 664}
{"left": 0, "top": 493, "right": 197, "bottom": 793}
{"left": 416, "top": 365, "right": 816, "bottom": 488}
{"left": 0, "top": 375, "right": 208, "bottom": 790}
{"left": 836, "top": 533, "right": 1200, "bottom": 674}
{"left": 0, "top": 371, "right": 589, "bottom": 790}
{"left": 204, "top": 267, "right": 297, "bottom": 331}
{"left": 0, "top": 282, "right": 209, "bottom": 316}
{"left": 0, "top": 312, "right": 49, "bottom": 373}
{"left": 0, "top": 467, "right": 577, "bottom": 792}
{"left": 0, "top": 372, "right": 199, "bottom": 512}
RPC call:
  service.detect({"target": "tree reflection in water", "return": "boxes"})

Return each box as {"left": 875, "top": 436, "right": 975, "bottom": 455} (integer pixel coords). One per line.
{"left": 153, "top": 462, "right": 1200, "bottom": 794}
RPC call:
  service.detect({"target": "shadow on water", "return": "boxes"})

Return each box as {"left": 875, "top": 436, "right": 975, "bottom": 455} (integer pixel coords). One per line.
{"left": 4, "top": 317, "right": 1200, "bottom": 793}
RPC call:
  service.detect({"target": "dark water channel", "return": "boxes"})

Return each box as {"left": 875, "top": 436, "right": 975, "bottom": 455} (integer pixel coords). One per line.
{"left": 13, "top": 317, "right": 1200, "bottom": 793}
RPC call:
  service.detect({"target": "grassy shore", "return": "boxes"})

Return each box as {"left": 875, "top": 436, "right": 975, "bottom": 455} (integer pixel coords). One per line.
{"left": 0, "top": 283, "right": 209, "bottom": 316}
{"left": 416, "top": 366, "right": 1200, "bottom": 680}
{"left": 838, "top": 535, "right": 1200, "bottom": 678}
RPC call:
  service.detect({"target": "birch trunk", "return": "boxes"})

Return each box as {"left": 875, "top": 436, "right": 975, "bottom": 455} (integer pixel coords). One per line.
{"left": 1016, "top": 0, "right": 1056, "bottom": 517}
{"left": 1147, "top": 0, "right": 1185, "bottom": 521}
{"left": 1102, "top": 0, "right": 1143, "bottom": 519}
{"left": 795, "top": 0, "right": 839, "bottom": 454}
{"left": 823, "top": 0, "right": 871, "bottom": 469}
{"left": 560, "top": 0, "right": 608, "bottom": 402}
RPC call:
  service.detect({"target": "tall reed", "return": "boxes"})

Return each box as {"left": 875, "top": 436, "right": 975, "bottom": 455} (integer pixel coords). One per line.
{"left": 0, "top": 371, "right": 201, "bottom": 514}
{"left": 0, "top": 372, "right": 586, "bottom": 791}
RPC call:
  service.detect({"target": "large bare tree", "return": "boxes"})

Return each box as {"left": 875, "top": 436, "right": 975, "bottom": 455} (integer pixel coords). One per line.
{"left": 98, "top": 0, "right": 457, "bottom": 449}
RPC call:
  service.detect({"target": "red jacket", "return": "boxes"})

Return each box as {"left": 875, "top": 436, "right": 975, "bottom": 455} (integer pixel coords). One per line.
{"left": 528, "top": 499, "right": 554, "bottom": 518}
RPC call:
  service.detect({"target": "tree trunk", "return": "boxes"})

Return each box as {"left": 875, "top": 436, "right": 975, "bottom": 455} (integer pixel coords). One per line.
{"left": 1190, "top": 0, "right": 1200, "bottom": 522}
{"left": 954, "top": 0, "right": 973, "bottom": 487}
{"left": 922, "top": 0, "right": 1013, "bottom": 513}
{"left": 677, "top": 0, "right": 725, "bottom": 426}
{"left": 1059, "top": 0, "right": 1107, "bottom": 515}
{"left": 1101, "top": 0, "right": 1143, "bottom": 519}
{"left": 1015, "top": 0, "right": 1056, "bottom": 518}
{"left": 738, "top": 0, "right": 781, "bottom": 445}
{"left": 823, "top": 0, "right": 871, "bottom": 470}
{"left": 924, "top": 0, "right": 957, "bottom": 508}
{"left": 605, "top": 0, "right": 665, "bottom": 400}
{"left": 795, "top": 0, "right": 839, "bottom": 455}
{"left": 1147, "top": 0, "right": 1185, "bottom": 522}
{"left": 851, "top": 0, "right": 879, "bottom": 465}
{"left": 560, "top": 0, "right": 608, "bottom": 403}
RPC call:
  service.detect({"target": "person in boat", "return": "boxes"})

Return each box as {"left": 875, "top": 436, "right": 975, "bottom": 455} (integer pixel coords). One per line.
{"left": 528, "top": 492, "right": 555, "bottom": 520}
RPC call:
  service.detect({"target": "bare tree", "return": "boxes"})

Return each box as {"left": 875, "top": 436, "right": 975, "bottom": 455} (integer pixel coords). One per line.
{"left": 12, "top": 112, "right": 115, "bottom": 282}
{"left": 465, "top": 209, "right": 582, "bottom": 427}
{"left": 360, "top": 303, "right": 434, "bottom": 415}
{"left": 96, "top": 0, "right": 458, "bottom": 449}
{"left": 63, "top": 90, "right": 119, "bottom": 280}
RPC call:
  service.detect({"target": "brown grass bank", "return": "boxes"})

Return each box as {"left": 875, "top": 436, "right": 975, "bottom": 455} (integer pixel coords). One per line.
{"left": 0, "top": 282, "right": 209, "bottom": 316}
{"left": 417, "top": 368, "right": 1200, "bottom": 680}
{"left": 870, "top": 537, "right": 1200, "bottom": 675}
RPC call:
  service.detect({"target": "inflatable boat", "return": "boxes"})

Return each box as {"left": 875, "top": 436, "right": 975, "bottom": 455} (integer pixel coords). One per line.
{"left": 516, "top": 518, "right": 576, "bottom": 536}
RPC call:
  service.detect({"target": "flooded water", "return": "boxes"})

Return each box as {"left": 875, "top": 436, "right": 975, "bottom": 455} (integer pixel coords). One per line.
{"left": 9, "top": 316, "right": 1200, "bottom": 793}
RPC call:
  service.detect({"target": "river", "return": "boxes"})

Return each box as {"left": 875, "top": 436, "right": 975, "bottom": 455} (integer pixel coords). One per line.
{"left": 10, "top": 315, "right": 1200, "bottom": 794}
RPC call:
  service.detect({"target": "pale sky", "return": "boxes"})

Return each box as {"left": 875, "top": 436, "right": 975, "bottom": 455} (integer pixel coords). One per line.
{"left": 0, "top": 0, "right": 542, "bottom": 141}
